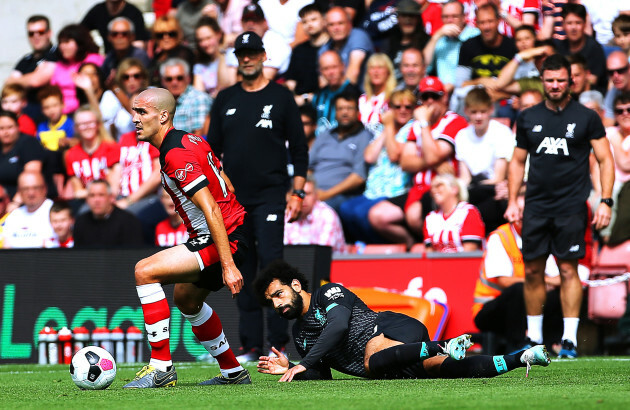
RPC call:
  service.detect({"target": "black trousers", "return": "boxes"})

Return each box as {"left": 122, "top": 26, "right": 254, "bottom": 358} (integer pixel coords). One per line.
{"left": 474, "top": 282, "right": 563, "bottom": 351}
{"left": 237, "top": 202, "right": 290, "bottom": 351}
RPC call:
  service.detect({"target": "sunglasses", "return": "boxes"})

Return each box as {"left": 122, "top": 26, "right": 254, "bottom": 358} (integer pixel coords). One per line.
{"left": 420, "top": 92, "right": 442, "bottom": 101}
{"left": 28, "top": 29, "right": 47, "bottom": 37}
{"left": 122, "top": 73, "right": 143, "bottom": 80}
{"left": 155, "top": 31, "right": 178, "bottom": 39}
{"left": 614, "top": 106, "right": 630, "bottom": 115}
{"left": 391, "top": 104, "right": 415, "bottom": 110}
{"left": 164, "top": 75, "right": 185, "bottom": 83}
{"left": 607, "top": 65, "right": 629, "bottom": 76}
{"left": 110, "top": 30, "right": 131, "bottom": 38}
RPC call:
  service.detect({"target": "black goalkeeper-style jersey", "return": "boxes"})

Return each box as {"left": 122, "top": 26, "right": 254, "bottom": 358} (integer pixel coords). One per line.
{"left": 515, "top": 99, "right": 606, "bottom": 216}
{"left": 293, "top": 283, "right": 378, "bottom": 378}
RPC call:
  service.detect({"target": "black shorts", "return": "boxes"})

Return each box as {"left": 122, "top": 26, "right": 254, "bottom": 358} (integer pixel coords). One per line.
{"left": 184, "top": 222, "right": 249, "bottom": 291}
{"left": 371, "top": 311, "right": 430, "bottom": 344}
{"left": 521, "top": 205, "right": 588, "bottom": 261}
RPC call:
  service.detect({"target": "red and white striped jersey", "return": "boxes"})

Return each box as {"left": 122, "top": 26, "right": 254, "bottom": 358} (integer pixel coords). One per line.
{"left": 358, "top": 93, "right": 388, "bottom": 127}
{"left": 406, "top": 111, "right": 467, "bottom": 192}
{"left": 155, "top": 218, "right": 189, "bottom": 247}
{"left": 423, "top": 201, "right": 485, "bottom": 253}
{"left": 118, "top": 131, "right": 159, "bottom": 197}
{"left": 159, "top": 129, "right": 246, "bottom": 239}
{"left": 65, "top": 141, "right": 120, "bottom": 186}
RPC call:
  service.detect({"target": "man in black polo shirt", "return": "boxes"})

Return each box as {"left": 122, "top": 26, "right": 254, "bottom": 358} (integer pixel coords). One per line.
{"left": 208, "top": 31, "right": 309, "bottom": 362}
{"left": 505, "top": 54, "right": 615, "bottom": 358}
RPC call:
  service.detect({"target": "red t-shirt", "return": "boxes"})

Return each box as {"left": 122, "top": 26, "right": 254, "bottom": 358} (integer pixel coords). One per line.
{"left": 423, "top": 201, "right": 485, "bottom": 253}
{"left": 65, "top": 141, "right": 120, "bottom": 186}
{"left": 118, "top": 131, "right": 160, "bottom": 197}
{"left": 155, "top": 218, "right": 189, "bottom": 247}
{"left": 18, "top": 114, "right": 37, "bottom": 137}
{"left": 423, "top": 3, "right": 444, "bottom": 36}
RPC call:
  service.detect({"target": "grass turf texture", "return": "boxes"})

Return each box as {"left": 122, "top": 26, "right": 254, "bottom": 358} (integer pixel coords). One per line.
{"left": 1, "top": 358, "right": 629, "bottom": 409}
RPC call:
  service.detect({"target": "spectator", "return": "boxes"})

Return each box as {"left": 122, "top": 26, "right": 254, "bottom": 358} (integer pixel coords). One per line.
{"left": 456, "top": 87, "right": 513, "bottom": 234}
{"left": 65, "top": 106, "right": 120, "bottom": 202}
{"left": 359, "top": 53, "right": 396, "bottom": 135}
{"left": 2, "top": 171, "right": 53, "bottom": 248}
{"left": 299, "top": 103, "right": 318, "bottom": 150}
{"left": 101, "top": 17, "right": 151, "bottom": 86}
{"left": 581, "top": 0, "right": 630, "bottom": 53}
{"left": 161, "top": 58, "right": 212, "bottom": 136}
{"left": 9, "top": 15, "right": 58, "bottom": 121}
{"left": 339, "top": 89, "right": 415, "bottom": 243}
{"left": 567, "top": 53, "right": 592, "bottom": 99}
{"left": 1, "top": 84, "right": 37, "bottom": 137}
{"left": 606, "top": 92, "right": 630, "bottom": 246}
{"left": 604, "top": 51, "right": 630, "bottom": 126}
{"left": 0, "top": 111, "right": 46, "bottom": 203}
{"left": 257, "top": 0, "right": 312, "bottom": 47}
{"left": 6, "top": 24, "right": 104, "bottom": 116}
{"left": 312, "top": 50, "right": 361, "bottom": 135}
{"left": 73, "top": 179, "right": 144, "bottom": 248}
{"left": 611, "top": 14, "right": 630, "bottom": 60}
{"left": 320, "top": 7, "right": 374, "bottom": 86}
{"left": 36, "top": 85, "right": 75, "bottom": 152}
{"left": 81, "top": 0, "right": 149, "bottom": 53}
{"left": 369, "top": 76, "right": 467, "bottom": 248}
{"left": 385, "top": 0, "right": 430, "bottom": 75}
{"left": 309, "top": 89, "right": 372, "bottom": 214}
{"left": 154, "top": 188, "right": 188, "bottom": 247}
{"left": 204, "top": 0, "right": 250, "bottom": 48}
{"left": 314, "top": 0, "right": 365, "bottom": 27}
{"left": 285, "top": 4, "right": 331, "bottom": 103}
{"left": 0, "top": 185, "right": 9, "bottom": 248}
{"left": 423, "top": 173, "right": 485, "bottom": 253}
{"left": 539, "top": 0, "right": 593, "bottom": 42}
{"left": 112, "top": 57, "right": 150, "bottom": 115}
{"left": 284, "top": 176, "right": 346, "bottom": 252}
{"left": 225, "top": 3, "right": 293, "bottom": 81}
{"left": 552, "top": 3, "right": 608, "bottom": 95}
{"left": 44, "top": 200, "right": 75, "bottom": 248}
{"left": 148, "top": 15, "right": 195, "bottom": 86}
{"left": 193, "top": 16, "right": 230, "bottom": 98}
{"left": 394, "top": 48, "right": 425, "bottom": 102}
{"left": 424, "top": 0, "right": 480, "bottom": 94}
{"left": 176, "top": 0, "right": 216, "bottom": 47}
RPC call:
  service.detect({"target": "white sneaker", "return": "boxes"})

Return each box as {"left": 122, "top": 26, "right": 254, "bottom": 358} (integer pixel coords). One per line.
{"left": 520, "top": 345, "right": 551, "bottom": 377}
{"left": 236, "top": 349, "right": 260, "bottom": 363}
{"left": 442, "top": 334, "right": 473, "bottom": 360}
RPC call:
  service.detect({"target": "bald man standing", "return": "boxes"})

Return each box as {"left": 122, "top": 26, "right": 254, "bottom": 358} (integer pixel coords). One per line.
{"left": 124, "top": 88, "right": 252, "bottom": 388}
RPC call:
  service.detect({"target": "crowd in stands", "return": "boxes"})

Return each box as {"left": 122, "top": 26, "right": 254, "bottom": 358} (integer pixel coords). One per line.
{"left": 1, "top": 0, "right": 630, "bottom": 255}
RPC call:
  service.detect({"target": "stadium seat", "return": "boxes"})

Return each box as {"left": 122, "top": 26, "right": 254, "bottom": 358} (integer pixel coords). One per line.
{"left": 595, "top": 240, "right": 630, "bottom": 267}
{"left": 409, "top": 243, "right": 426, "bottom": 255}
{"left": 350, "top": 287, "right": 449, "bottom": 340}
{"left": 362, "top": 244, "right": 407, "bottom": 255}
{"left": 587, "top": 240, "right": 630, "bottom": 324}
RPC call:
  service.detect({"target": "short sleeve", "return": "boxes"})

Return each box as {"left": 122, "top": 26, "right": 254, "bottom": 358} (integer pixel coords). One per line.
{"left": 460, "top": 205, "right": 485, "bottom": 243}
{"left": 162, "top": 146, "right": 209, "bottom": 197}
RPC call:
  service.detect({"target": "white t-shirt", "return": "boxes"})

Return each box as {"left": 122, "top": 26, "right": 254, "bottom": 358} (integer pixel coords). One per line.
{"left": 258, "top": 0, "right": 313, "bottom": 45}
{"left": 484, "top": 225, "right": 590, "bottom": 282}
{"left": 455, "top": 119, "right": 514, "bottom": 180}
{"left": 582, "top": 0, "right": 630, "bottom": 46}
{"left": 2, "top": 199, "right": 54, "bottom": 248}
{"left": 100, "top": 90, "right": 135, "bottom": 140}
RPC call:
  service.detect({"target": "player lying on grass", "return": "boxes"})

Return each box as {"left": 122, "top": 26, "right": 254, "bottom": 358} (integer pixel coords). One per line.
{"left": 253, "top": 260, "right": 551, "bottom": 381}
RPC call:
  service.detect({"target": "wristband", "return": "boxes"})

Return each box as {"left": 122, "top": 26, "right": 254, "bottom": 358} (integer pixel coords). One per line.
{"left": 514, "top": 54, "right": 524, "bottom": 64}
{"left": 417, "top": 119, "right": 429, "bottom": 129}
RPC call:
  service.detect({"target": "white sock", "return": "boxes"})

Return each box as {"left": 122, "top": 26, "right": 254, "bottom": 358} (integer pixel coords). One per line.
{"left": 526, "top": 315, "right": 544, "bottom": 344}
{"left": 562, "top": 318, "right": 579, "bottom": 346}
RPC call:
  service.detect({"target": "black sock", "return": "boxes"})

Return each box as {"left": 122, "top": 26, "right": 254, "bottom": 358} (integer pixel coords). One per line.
{"left": 439, "top": 354, "right": 523, "bottom": 378}
{"left": 368, "top": 342, "right": 444, "bottom": 378}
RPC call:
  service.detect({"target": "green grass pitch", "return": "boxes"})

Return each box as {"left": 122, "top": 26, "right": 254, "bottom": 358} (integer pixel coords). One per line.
{"left": 2, "top": 358, "right": 629, "bottom": 409}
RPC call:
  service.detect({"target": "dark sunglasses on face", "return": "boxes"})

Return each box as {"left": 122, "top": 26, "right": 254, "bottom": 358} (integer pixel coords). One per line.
{"left": 28, "top": 29, "right": 47, "bottom": 37}
{"left": 614, "top": 106, "right": 630, "bottom": 115}
{"left": 122, "top": 73, "right": 143, "bottom": 80}
{"left": 155, "top": 30, "right": 178, "bottom": 39}
{"left": 110, "top": 30, "right": 131, "bottom": 38}
{"left": 607, "top": 65, "right": 629, "bottom": 76}
{"left": 164, "top": 75, "right": 185, "bottom": 83}
{"left": 420, "top": 92, "right": 442, "bottom": 102}
{"left": 391, "top": 104, "right": 415, "bottom": 110}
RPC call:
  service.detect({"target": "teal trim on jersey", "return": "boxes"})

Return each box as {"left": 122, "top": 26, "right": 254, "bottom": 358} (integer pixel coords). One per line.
{"left": 420, "top": 343, "right": 429, "bottom": 360}
{"left": 493, "top": 356, "right": 508, "bottom": 374}
{"left": 325, "top": 303, "right": 338, "bottom": 312}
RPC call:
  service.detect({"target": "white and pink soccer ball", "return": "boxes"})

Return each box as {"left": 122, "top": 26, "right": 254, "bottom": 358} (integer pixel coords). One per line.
{"left": 70, "top": 346, "right": 117, "bottom": 390}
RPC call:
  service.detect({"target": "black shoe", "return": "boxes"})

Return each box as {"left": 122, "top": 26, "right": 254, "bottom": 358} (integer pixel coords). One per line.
{"left": 557, "top": 339, "right": 577, "bottom": 358}
{"left": 199, "top": 369, "right": 252, "bottom": 385}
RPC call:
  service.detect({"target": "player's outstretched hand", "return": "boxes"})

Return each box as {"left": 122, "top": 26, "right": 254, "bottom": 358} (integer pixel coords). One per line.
{"left": 279, "top": 364, "right": 306, "bottom": 382}
{"left": 257, "top": 346, "right": 289, "bottom": 375}
{"left": 593, "top": 203, "right": 612, "bottom": 231}
{"left": 222, "top": 263, "right": 243, "bottom": 297}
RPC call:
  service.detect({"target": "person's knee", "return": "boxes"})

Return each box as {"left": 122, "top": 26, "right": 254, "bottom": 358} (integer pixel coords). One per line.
{"left": 134, "top": 258, "right": 155, "bottom": 285}
{"left": 369, "top": 203, "right": 399, "bottom": 229}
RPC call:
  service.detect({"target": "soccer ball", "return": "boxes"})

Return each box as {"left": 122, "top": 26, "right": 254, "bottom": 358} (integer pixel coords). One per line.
{"left": 70, "top": 346, "right": 117, "bottom": 390}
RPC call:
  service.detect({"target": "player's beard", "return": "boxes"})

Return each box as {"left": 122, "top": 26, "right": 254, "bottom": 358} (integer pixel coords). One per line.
{"left": 544, "top": 86, "right": 570, "bottom": 105}
{"left": 277, "top": 289, "right": 304, "bottom": 320}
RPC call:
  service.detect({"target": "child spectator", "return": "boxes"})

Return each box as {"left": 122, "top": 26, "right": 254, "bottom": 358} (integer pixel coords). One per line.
{"left": 44, "top": 199, "right": 74, "bottom": 248}
{"left": 36, "top": 85, "right": 75, "bottom": 152}
{"left": 154, "top": 188, "right": 188, "bottom": 247}
{"left": 1, "top": 84, "right": 37, "bottom": 136}
{"left": 612, "top": 14, "right": 630, "bottom": 61}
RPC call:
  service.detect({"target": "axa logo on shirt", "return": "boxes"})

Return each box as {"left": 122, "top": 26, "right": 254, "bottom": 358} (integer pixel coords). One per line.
{"left": 324, "top": 286, "right": 344, "bottom": 300}
{"left": 536, "top": 137, "right": 569, "bottom": 156}
{"left": 175, "top": 163, "right": 194, "bottom": 181}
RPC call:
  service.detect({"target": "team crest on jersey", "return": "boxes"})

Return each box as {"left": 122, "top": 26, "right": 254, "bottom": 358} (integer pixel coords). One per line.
{"left": 314, "top": 308, "right": 326, "bottom": 325}
{"left": 565, "top": 123, "right": 576, "bottom": 138}
{"left": 175, "top": 163, "right": 194, "bottom": 181}
{"left": 187, "top": 134, "right": 203, "bottom": 144}
{"left": 256, "top": 105, "right": 274, "bottom": 128}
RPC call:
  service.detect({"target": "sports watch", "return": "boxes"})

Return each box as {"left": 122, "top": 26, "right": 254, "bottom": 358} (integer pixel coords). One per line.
{"left": 600, "top": 198, "right": 614, "bottom": 207}
{"left": 292, "top": 189, "right": 306, "bottom": 199}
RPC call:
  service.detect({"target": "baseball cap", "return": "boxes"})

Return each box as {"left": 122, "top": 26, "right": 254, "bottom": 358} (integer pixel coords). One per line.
{"left": 234, "top": 31, "right": 265, "bottom": 52}
{"left": 397, "top": 0, "right": 422, "bottom": 16}
{"left": 419, "top": 76, "right": 445, "bottom": 95}
{"left": 241, "top": 3, "right": 265, "bottom": 21}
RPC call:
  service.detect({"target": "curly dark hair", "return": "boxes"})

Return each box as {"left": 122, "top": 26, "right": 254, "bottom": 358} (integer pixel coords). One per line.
{"left": 252, "top": 260, "right": 309, "bottom": 307}
{"left": 57, "top": 24, "right": 99, "bottom": 62}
